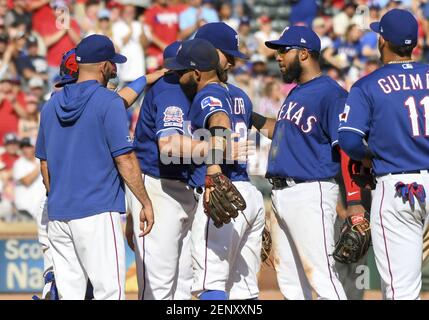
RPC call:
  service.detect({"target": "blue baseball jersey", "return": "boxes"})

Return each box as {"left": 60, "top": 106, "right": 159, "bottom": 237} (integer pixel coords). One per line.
{"left": 134, "top": 74, "right": 191, "bottom": 181}
{"left": 35, "top": 80, "right": 133, "bottom": 221}
{"left": 266, "top": 75, "right": 346, "bottom": 180}
{"left": 339, "top": 62, "right": 429, "bottom": 175}
{"left": 188, "top": 83, "right": 252, "bottom": 188}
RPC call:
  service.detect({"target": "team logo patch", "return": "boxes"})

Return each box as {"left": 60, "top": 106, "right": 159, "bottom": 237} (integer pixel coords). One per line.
{"left": 163, "top": 106, "right": 184, "bottom": 127}
{"left": 402, "top": 63, "right": 413, "bottom": 70}
{"left": 339, "top": 104, "right": 350, "bottom": 122}
{"left": 201, "top": 96, "right": 223, "bottom": 109}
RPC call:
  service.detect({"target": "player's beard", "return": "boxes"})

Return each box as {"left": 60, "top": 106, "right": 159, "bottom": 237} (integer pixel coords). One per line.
{"left": 282, "top": 53, "right": 302, "bottom": 84}
{"left": 216, "top": 65, "right": 228, "bottom": 83}
{"left": 180, "top": 77, "right": 199, "bottom": 101}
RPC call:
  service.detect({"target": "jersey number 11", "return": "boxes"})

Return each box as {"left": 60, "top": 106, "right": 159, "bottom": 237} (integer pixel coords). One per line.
{"left": 404, "top": 96, "right": 429, "bottom": 137}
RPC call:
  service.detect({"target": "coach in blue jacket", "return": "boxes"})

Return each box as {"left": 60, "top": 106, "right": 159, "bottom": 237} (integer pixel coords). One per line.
{"left": 35, "top": 35, "right": 154, "bottom": 300}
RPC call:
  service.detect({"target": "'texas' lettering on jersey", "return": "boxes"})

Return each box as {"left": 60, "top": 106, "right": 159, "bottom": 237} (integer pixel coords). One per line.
{"left": 277, "top": 101, "right": 317, "bottom": 133}
{"left": 378, "top": 71, "right": 429, "bottom": 94}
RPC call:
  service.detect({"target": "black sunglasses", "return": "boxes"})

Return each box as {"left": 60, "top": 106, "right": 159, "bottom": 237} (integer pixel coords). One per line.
{"left": 276, "top": 46, "right": 306, "bottom": 55}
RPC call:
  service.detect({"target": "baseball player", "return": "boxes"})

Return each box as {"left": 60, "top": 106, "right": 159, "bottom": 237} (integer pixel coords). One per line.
{"left": 34, "top": 46, "right": 164, "bottom": 300}
{"left": 165, "top": 37, "right": 264, "bottom": 300}
{"left": 126, "top": 40, "right": 250, "bottom": 300}
{"left": 192, "top": 22, "right": 265, "bottom": 300}
{"left": 251, "top": 26, "right": 348, "bottom": 300}
{"left": 125, "top": 41, "right": 198, "bottom": 301}
{"left": 35, "top": 34, "right": 154, "bottom": 300}
{"left": 338, "top": 9, "right": 429, "bottom": 300}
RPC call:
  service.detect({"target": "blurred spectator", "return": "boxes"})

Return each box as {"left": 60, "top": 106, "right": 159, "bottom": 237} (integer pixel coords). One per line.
{"left": 91, "top": 9, "right": 114, "bottom": 39}
{"left": 106, "top": 0, "right": 124, "bottom": 24}
{"left": 36, "top": 1, "right": 80, "bottom": 87}
{"left": 18, "top": 95, "right": 40, "bottom": 141}
{"left": 333, "top": 1, "right": 358, "bottom": 37}
{"left": 0, "top": 132, "right": 20, "bottom": 171}
{"left": 178, "top": 0, "right": 219, "bottom": 40}
{"left": 5, "top": 0, "right": 32, "bottom": 34}
{"left": 0, "top": 33, "right": 14, "bottom": 79}
{"left": 28, "top": 77, "right": 47, "bottom": 109}
{"left": 254, "top": 15, "right": 279, "bottom": 61}
{"left": 312, "top": 17, "right": 333, "bottom": 51}
{"left": 79, "top": 0, "right": 100, "bottom": 36}
{"left": 323, "top": 24, "right": 364, "bottom": 74}
{"left": 12, "top": 137, "right": 45, "bottom": 221}
{"left": 113, "top": 4, "right": 147, "bottom": 83}
{"left": 14, "top": 35, "right": 49, "bottom": 82}
{"left": 144, "top": 0, "right": 184, "bottom": 72}
{"left": 216, "top": 0, "right": 239, "bottom": 30}
{"left": 290, "top": 0, "right": 319, "bottom": 27}
{"left": 238, "top": 16, "right": 258, "bottom": 57}
{"left": 257, "top": 80, "right": 284, "bottom": 118}
{"left": 0, "top": 159, "right": 13, "bottom": 221}
{"left": 0, "top": 78, "right": 28, "bottom": 144}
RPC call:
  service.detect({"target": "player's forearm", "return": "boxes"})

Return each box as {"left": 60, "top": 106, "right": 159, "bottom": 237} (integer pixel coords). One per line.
{"left": 339, "top": 147, "right": 362, "bottom": 208}
{"left": 251, "top": 112, "right": 275, "bottom": 139}
{"left": 159, "top": 134, "right": 207, "bottom": 158}
{"left": 40, "top": 160, "right": 50, "bottom": 195}
{"left": 115, "top": 152, "right": 151, "bottom": 206}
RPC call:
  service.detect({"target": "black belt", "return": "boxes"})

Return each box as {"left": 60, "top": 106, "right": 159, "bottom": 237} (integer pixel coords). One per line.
{"left": 195, "top": 187, "right": 204, "bottom": 194}
{"left": 386, "top": 170, "right": 429, "bottom": 175}
{"left": 268, "top": 177, "right": 334, "bottom": 190}
{"left": 268, "top": 177, "right": 306, "bottom": 189}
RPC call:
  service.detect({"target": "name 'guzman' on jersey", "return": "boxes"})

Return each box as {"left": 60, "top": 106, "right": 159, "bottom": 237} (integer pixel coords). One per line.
{"left": 338, "top": 62, "right": 429, "bottom": 175}
{"left": 35, "top": 80, "right": 134, "bottom": 221}
{"left": 266, "top": 75, "right": 347, "bottom": 180}
{"left": 134, "top": 74, "right": 191, "bottom": 182}
{"left": 188, "top": 83, "right": 252, "bottom": 188}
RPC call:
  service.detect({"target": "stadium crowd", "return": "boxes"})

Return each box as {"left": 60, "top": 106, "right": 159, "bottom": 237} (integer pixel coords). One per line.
{"left": 0, "top": 0, "right": 429, "bottom": 222}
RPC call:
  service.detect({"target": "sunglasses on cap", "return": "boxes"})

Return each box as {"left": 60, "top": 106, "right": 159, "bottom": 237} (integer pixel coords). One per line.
{"left": 276, "top": 46, "right": 307, "bottom": 55}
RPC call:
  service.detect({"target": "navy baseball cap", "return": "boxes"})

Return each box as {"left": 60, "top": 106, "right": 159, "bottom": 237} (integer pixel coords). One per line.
{"left": 75, "top": 34, "right": 127, "bottom": 64}
{"left": 195, "top": 22, "right": 248, "bottom": 59}
{"left": 265, "top": 25, "right": 321, "bottom": 52}
{"left": 163, "top": 41, "right": 182, "bottom": 60}
{"left": 370, "top": 9, "right": 418, "bottom": 47}
{"left": 164, "top": 38, "right": 219, "bottom": 71}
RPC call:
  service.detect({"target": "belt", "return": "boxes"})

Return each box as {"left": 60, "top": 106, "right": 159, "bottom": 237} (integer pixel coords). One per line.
{"left": 268, "top": 177, "right": 306, "bottom": 189}
{"left": 383, "top": 169, "right": 429, "bottom": 176}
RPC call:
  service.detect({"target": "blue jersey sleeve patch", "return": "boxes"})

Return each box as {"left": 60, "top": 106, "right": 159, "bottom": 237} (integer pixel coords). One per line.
{"left": 163, "top": 106, "right": 184, "bottom": 128}
{"left": 201, "top": 96, "right": 223, "bottom": 110}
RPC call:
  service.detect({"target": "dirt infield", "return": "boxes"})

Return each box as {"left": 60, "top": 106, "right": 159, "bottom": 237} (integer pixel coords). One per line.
{"left": 2, "top": 267, "right": 429, "bottom": 300}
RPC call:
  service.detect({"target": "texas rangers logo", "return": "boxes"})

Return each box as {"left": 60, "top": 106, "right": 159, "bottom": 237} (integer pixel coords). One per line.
{"left": 201, "top": 96, "right": 223, "bottom": 110}
{"left": 339, "top": 104, "right": 350, "bottom": 122}
{"left": 163, "top": 106, "right": 184, "bottom": 127}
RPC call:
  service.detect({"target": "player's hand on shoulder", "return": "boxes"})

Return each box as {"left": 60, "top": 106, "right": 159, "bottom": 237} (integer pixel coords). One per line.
{"left": 146, "top": 68, "right": 168, "bottom": 85}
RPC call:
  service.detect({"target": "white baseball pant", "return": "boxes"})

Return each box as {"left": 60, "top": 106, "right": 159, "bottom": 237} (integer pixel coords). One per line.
{"left": 271, "top": 180, "right": 347, "bottom": 300}
{"left": 126, "top": 174, "right": 197, "bottom": 300}
{"left": 48, "top": 211, "right": 125, "bottom": 300}
{"left": 371, "top": 172, "right": 429, "bottom": 300}
{"left": 192, "top": 181, "right": 265, "bottom": 299}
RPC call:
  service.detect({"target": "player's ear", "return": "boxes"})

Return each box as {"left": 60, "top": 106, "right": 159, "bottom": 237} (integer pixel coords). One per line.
{"left": 194, "top": 70, "right": 202, "bottom": 81}
{"left": 300, "top": 49, "right": 309, "bottom": 62}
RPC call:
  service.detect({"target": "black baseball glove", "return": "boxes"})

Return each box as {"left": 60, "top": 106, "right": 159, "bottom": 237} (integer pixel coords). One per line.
{"left": 333, "top": 211, "right": 371, "bottom": 264}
